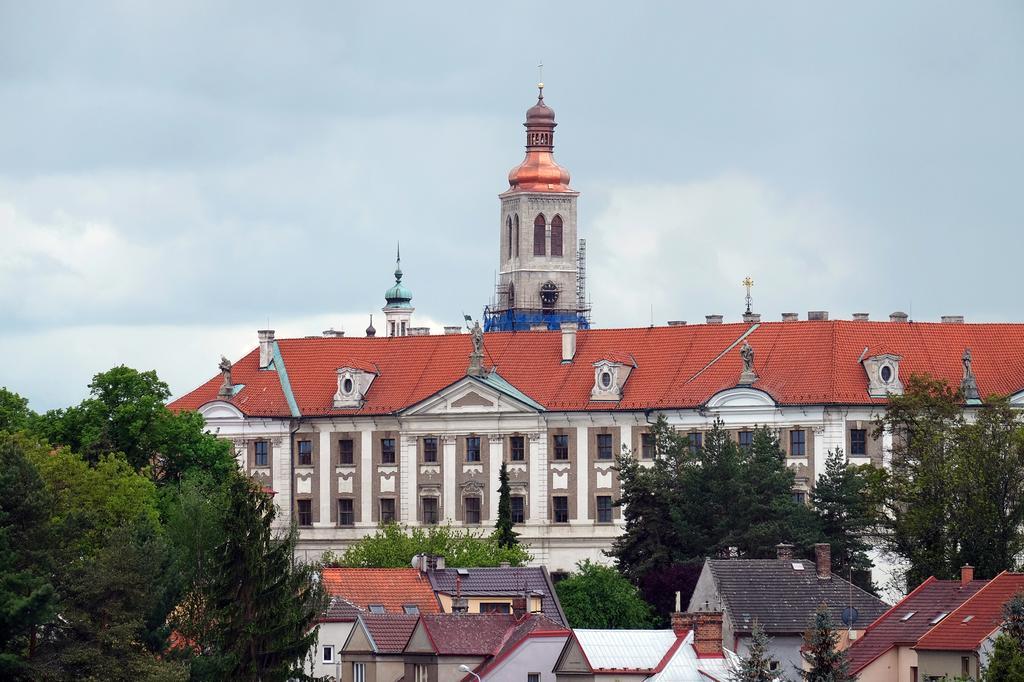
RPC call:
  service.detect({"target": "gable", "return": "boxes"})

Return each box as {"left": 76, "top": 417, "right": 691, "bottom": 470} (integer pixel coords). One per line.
{"left": 401, "top": 376, "right": 541, "bottom": 416}
{"left": 197, "top": 400, "right": 245, "bottom": 420}
{"left": 705, "top": 387, "right": 777, "bottom": 409}
{"left": 404, "top": 621, "right": 436, "bottom": 654}
{"left": 343, "top": 621, "right": 376, "bottom": 654}
{"left": 553, "top": 636, "right": 592, "bottom": 673}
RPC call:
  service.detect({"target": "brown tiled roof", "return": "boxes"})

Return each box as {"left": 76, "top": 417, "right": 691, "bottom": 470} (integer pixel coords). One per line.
{"left": 846, "top": 577, "right": 985, "bottom": 673}
{"left": 361, "top": 613, "right": 420, "bottom": 654}
{"left": 706, "top": 559, "right": 888, "bottom": 634}
{"left": 420, "top": 613, "right": 562, "bottom": 656}
{"left": 426, "top": 566, "right": 568, "bottom": 626}
{"left": 322, "top": 567, "right": 441, "bottom": 614}
{"left": 168, "top": 321, "right": 1024, "bottom": 417}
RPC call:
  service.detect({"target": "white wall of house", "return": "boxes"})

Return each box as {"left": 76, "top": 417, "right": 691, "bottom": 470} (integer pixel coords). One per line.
{"left": 480, "top": 635, "right": 568, "bottom": 681}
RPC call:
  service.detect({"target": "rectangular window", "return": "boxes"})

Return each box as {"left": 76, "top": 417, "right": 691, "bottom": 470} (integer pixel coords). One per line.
{"left": 641, "top": 432, "right": 654, "bottom": 459}
{"left": 738, "top": 430, "right": 753, "bottom": 451}
{"left": 404, "top": 604, "right": 420, "bottom": 615}
{"left": 338, "top": 498, "right": 354, "bottom": 526}
{"left": 510, "top": 435, "right": 525, "bottom": 461}
{"left": 850, "top": 429, "right": 867, "bottom": 455}
{"left": 528, "top": 675, "right": 541, "bottom": 682}
{"left": 415, "top": 665, "right": 429, "bottom": 682}
{"left": 254, "top": 440, "right": 269, "bottom": 467}
{"left": 422, "top": 497, "right": 438, "bottom": 525}
{"left": 511, "top": 496, "right": 525, "bottom": 523}
{"left": 297, "top": 439, "right": 313, "bottom": 466}
{"left": 792, "top": 491, "right": 807, "bottom": 505}
{"left": 597, "top": 433, "right": 613, "bottom": 460}
{"left": 962, "top": 657, "right": 970, "bottom": 677}
{"left": 553, "top": 496, "right": 569, "bottom": 523}
{"left": 422, "top": 437, "right": 438, "bottom": 463}
{"left": 597, "top": 495, "right": 613, "bottom": 523}
{"left": 322, "top": 644, "right": 335, "bottom": 663}
{"left": 339, "top": 438, "right": 354, "bottom": 465}
{"left": 353, "top": 662, "right": 366, "bottom": 682}
{"left": 381, "top": 437, "right": 396, "bottom": 464}
{"left": 379, "top": 498, "right": 396, "bottom": 524}
{"left": 688, "top": 432, "right": 703, "bottom": 453}
{"left": 480, "top": 602, "right": 511, "bottom": 613}
{"left": 790, "top": 429, "right": 806, "bottom": 456}
{"left": 297, "top": 499, "right": 312, "bottom": 527}
{"left": 553, "top": 434, "right": 569, "bottom": 460}
{"left": 466, "top": 436, "right": 481, "bottom": 462}
{"left": 465, "top": 496, "right": 481, "bottom": 524}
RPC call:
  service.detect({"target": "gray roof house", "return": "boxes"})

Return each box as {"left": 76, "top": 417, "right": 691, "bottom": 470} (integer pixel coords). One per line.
{"left": 687, "top": 543, "right": 888, "bottom": 676}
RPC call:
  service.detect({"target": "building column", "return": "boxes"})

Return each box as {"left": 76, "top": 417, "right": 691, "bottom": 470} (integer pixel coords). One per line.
{"left": 317, "top": 430, "right": 332, "bottom": 527}
{"left": 574, "top": 425, "right": 590, "bottom": 523}
{"left": 619, "top": 424, "right": 632, "bottom": 459}
{"left": 359, "top": 430, "right": 373, "bottom": 526}
{"left": 442, "top": 435, "right": 457, "bottom": 523}
{"left": 530, "top": 432, "right": 547, "bottom": 522}
{"left": 401, "top": 434, "right": 417, "bottom": 523}
{"left": 488, "top": 434, "right": 503, "bottom": 523}
{"left": 272, "top": 435, "right": 292, "bottom": 527}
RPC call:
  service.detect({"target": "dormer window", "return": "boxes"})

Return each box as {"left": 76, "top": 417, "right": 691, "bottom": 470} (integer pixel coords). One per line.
{"left": 333, "top": 364, "right": 377, "bottom": 408}
{"left": 861, "top": 351, "right": 904, "bottom": 398}
{"left": 591, "top": 355, "right": 636, "bottom": 402}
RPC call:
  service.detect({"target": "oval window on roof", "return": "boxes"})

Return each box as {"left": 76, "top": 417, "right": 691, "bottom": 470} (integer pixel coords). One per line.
{"left": 599, "top": 370, "right": 613, "bottom": 390}
{"left": 880, "top": 365, "right": 893, "bottom": 383}
{"left": 343, "top": 377, "right": 354, "bottom": 394}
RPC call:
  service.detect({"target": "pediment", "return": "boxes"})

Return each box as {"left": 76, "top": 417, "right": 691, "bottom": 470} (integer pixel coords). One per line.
{"left": 343, "top": 619, "right": 375, "bottom": 653}
{"left": 402, "top": 376, "right": 541, "bottom": 416}
{"left": 403, "top": 621, "right": 435, "bottom": 654}
{"left": 197, "top": 400, "right": 245, "bottom": 420}
{"left": 553, "top": 635, "right": 592, "bottom": 673}
{"left": 705, "top": 387, "right": 777, "bottom": 409}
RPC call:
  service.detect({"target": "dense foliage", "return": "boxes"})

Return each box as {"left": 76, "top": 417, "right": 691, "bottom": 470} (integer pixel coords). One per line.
{"left": 983, "top": 592, "right": 1024, "bottom": 682}
{"left": 494, "top": 461, "right": 520, "bottom": 549}
{"left": 554, "top": 560, "right": 654, "bottom": 629}
{"left": 327, "top": 522, "right": 532, "bottom": 568}
{"left": 799, "top": 606, "right": 853, "bottom": 682}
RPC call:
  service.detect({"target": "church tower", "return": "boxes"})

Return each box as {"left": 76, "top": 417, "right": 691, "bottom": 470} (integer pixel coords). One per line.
{"left": 484, "top": 84, "right": 590, "bottom": 332}
{"left": 383, "top": 246, "right": 414, "bottom": 337}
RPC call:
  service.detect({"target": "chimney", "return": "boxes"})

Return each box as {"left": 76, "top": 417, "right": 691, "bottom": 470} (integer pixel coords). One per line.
{"left": 452, "top": 576, "right": 468, "bottom": 613}
{"left": 942, "top": 315, "right": 965, "bottom": 324}
{"left": 667, "top": 320, "right": 687, "bottom": 326}
{"left": 781, "top": 312, "right": 799, "bottom": 322}
{"left": 705, "top": 314, "right": 723, "bottom": 325}
{"left": 408, "top": 327, "right": 432, "bottom": 336}
{"left": 258, "top": 330, "right": 275, "bottom": 369}
{"left": 693, "top": 612, "right": 724, "bottom": 657}
{"left": 961, "top": 565, "right": 974, "bottom": 586}
{"left": 742, "top": 312, "right": 761, "bottom": 323}
{"left": 776, "top": 543, "right": 794, "bottom": 560}
{"left": 808, "top": 311, "right": 829, "bottom": 321}
{"left": 814, "top": 543, "right": 832, "bottom": 579}
{"left": 890, "top": 311, "right": 909, "bottom": 323}
{"left": 852, "top": 313, "right": 870, "bottom": 322}
{"left": 561, "top": 322, "right": 577, "bottom": 362}
{"left": 444, "top": 326, "right": 463, "bottom": 335}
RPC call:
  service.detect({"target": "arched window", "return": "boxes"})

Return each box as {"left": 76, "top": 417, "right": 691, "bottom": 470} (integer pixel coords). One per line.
{"left": 513, "top": 214, "right": 520, "bottom": 257}
{"left": 551, "top": 215, "right": 563, "bottom": 257}
{"left": 506, "top": 216, "right": 512, "bottom": 259}
{"left": 533, "top": 214, "right": 546, "bottom": 256}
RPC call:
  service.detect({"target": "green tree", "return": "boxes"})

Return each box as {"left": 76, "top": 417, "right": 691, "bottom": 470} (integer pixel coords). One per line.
{"left": 329, "top": 522, "right": 531, "bottom": 568}
{"left": 494, "top": 461, "right": 519, "bottom": 549}
{"left": 554, "top": 560, "right": 654, "bottom": 629}
{"left": 811, "top": 449, "right": 878, "bottom": 591}
{"left": 732, "top": 622, "right": 777, "bottom": 682}
{"left": 0, "top": 388, "right": 36, "bottom": 433}
{"left": 0, "top": 434, "right": 55, "bottom": 680}
{"left": 982, "top": 592, "right": 1024, "bottom": 682}
{"left": 197, "top": 473, "right": 325, "bottom": 681}
{"left": 799, "top": 605, "right": 852, "bottom": 682}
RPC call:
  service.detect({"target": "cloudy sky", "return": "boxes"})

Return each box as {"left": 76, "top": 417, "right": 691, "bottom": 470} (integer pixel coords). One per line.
{"left": 1, "top": 2, "right": 1021, "bottom": 410}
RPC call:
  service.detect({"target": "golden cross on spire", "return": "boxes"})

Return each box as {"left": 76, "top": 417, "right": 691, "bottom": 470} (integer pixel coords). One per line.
{"left": 742, "top": 276, "right": 754, "bottom": 315}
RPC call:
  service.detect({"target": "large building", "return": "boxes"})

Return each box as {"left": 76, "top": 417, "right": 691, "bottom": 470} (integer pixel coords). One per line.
{"left": 169, "top": 87, "right": 1024, "bottom": 571}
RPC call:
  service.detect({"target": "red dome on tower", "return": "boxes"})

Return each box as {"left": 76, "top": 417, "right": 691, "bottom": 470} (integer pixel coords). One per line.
{"left": 505, "top": 85, "right": 573, "bottom": 194}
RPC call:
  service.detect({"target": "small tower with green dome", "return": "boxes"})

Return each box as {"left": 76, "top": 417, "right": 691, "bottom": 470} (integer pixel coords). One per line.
{"left": 383, "top": 244, "right": 414, "bottom": 337}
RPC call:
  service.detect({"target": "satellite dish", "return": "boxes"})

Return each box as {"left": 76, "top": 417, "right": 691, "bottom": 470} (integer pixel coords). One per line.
{"left": 841, "top": 606, "right": 860, "bottom": 626}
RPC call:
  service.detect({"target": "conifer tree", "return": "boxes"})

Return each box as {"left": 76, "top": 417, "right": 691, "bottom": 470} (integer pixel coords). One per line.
{"left": 983, "top": 592, "right": 1024, "bottom": 682}
{"left": 732, "top": 622, "right": 777, "bottom": 682}
{"left": 799, "top": 605, "right": 852, "bottom": 682}
{"left": 494, "top": 461, "right": 519, "bottom": 549}
{"left": 811, "top": 449, "right": 878, "bottom": 591}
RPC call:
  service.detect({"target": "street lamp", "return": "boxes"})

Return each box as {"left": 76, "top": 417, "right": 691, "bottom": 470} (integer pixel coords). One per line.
{"left": 458, "top": 664, "right": 482, "bottom": 681}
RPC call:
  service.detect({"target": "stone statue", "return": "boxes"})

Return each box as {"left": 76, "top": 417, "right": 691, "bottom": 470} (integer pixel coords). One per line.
{"left": 962, "top": 348, "right": 973, "bottom": 377}
{"left": 961, "top": 347, "right": 979, "bottom": 400}
{"left": 218, "top": 355, "right": 233, "bottom": 397}
{"left": 471, "top": 320, "right": 484, "bottom": 355}
{"left": 738, "top": 341, "right": 757, "bottom": 385}
{"left": 467, "top": 320, "right": 486, "bottom": 377}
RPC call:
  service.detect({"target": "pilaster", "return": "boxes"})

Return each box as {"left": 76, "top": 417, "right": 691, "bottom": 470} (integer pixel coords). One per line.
{"left": 529, "top": 432, "right": 547, "bottom": 521}
{"left": 360, "top": 430, "right": 373, "bottom": 526}
{"left": 488, "top": 434, "right": 503, "bottom": 523}
{"left": 442, "top": 435, "right": 457, "bottom": 523}
{"left": 574, "top": 425, "right": 590, "bottom": 523}
{"left": 316, "top": 429, "right": 332, "bottom": 527}
{"left": 400, "top": 434, "right": 417, "bottom": 523}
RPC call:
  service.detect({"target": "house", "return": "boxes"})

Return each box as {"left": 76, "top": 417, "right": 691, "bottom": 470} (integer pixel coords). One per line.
{"left": 846, "top": 566, "right": 984, "bottom": 682}
{"left": 913, "top": 571, "right": 1024, "bottom": 680}
{"left": 552, "top": 610, "right": 737, "bottom": 681}
{"left": 341, "top": 612, "right": 421, "bottom": 682}
{"left": 321, "top": 567, "right": 442, "bottom": 616}
{"left": 687, "top": 543, "right": 889, "bottom": 674}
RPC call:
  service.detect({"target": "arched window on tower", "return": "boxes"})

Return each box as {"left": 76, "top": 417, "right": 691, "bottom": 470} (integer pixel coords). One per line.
{"left": 506, "top": 216, "right": 512, "bottom": 260}
{"left": 551, "top": 215, "right": 563, "bottom": 257}
{"left": 514, "top": 214, "right": 520, "bottom": 257}
{"left": 533, "top": 214, "right": 546, "bottom": 256}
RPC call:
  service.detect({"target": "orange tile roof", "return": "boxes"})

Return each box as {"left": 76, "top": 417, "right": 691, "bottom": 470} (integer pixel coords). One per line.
{"left": 321, "top": 568, "right": 441, "bottom": 615}
{"left": 915, "top": 572, "right": 1024, "bottom": 651}
{"left": 168, "top": 321, "right": 1024, "bottom": 417}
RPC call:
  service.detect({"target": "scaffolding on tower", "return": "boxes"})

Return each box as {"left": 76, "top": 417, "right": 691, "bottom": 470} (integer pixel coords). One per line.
{"left": 576, "top": 238, "right": 587, "bottom": 312}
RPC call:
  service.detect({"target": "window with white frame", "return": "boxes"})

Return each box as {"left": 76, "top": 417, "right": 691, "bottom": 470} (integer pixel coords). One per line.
{"left": 353, "top": 662, "right": 366, "bottom": 682}
{"left": 322, "top": 644, "right": 334, "bottom": 663}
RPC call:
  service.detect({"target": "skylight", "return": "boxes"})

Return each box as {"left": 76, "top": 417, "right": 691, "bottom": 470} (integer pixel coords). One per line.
{"left": 929, "top": 612, "right": 949, "bottom": 625}
{"left": 403, "top": 604, "right": 420, "bottom": 615}
{"left": 792, "top": 562, "right": 804, "bottom": 570}
{"left": 900, "top": 611, "right": 916, "bottom": 621}
{"left": 963, "top": 615, "right": 974, "bottom": 623}
{"left": 368, "top": 604, "right": 385, "bottom": 613}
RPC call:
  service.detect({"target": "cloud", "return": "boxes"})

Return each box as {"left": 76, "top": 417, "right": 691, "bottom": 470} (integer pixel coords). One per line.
{"left": 587, "top": 175, "right": 866, "bottom": 326}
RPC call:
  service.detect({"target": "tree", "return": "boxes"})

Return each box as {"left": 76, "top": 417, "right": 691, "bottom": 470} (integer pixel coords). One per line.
{"left": 799, "top": 605, "right": 852, "bottom": 682}
{"left": 982, "top": 592, "right": 1024, "bottom": 682}
{"left": 494, "top": 461, "right": 519, "bottom": 549}
{"left": 0, "top": 388, "right": 35, "bottom": 433}
{"left": 732, "top": 622, "right": 777, "bottom": 682}
{"left": 811, "top": 449, "right": 878, "bottom": 592}
{"left": 197, "top": 473, "right": 325, "bottom": 681}
{"left": 554, "top": 560, "right": 654, "bottom": 629}
{"left": 329, "top": 522, "right": 531, "bottom": 568}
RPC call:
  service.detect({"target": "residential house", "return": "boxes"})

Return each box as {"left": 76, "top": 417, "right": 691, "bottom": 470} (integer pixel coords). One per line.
{"left": 341, "top": 613, "right": 420, "bottom": 682}
{"left": 847, "top": 566, "right": 984, "bottom": 682}
{"left": 687, "top": 543, "right": 889, "bottom": 674}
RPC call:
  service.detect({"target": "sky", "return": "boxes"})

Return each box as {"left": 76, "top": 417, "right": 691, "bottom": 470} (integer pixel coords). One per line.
{"left": 1, "top": 2, "right": 1022, "bottom": 411}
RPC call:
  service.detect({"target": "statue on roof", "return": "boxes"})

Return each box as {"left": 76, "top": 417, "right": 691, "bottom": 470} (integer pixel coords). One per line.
{"left": 467, "top": 320, "right": 486, "bottom": 377}
{"left": 738, "top": 341, "right": 757, "bottom": 385}
{"left": 961, "top": 347, "right": 979, "bottom": 400}
{"left": 217, "top": 355, "right": 234, "bottom": 397}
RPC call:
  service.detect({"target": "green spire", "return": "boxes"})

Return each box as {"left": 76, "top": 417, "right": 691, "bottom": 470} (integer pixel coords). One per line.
{"left": 384, "top": 243, "right": 413, "bottom": 308}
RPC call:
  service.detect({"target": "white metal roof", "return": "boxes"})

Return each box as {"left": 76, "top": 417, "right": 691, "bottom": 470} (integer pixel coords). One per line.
{"left": 573, "top": 629, "right": 677, "bottom": 671}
